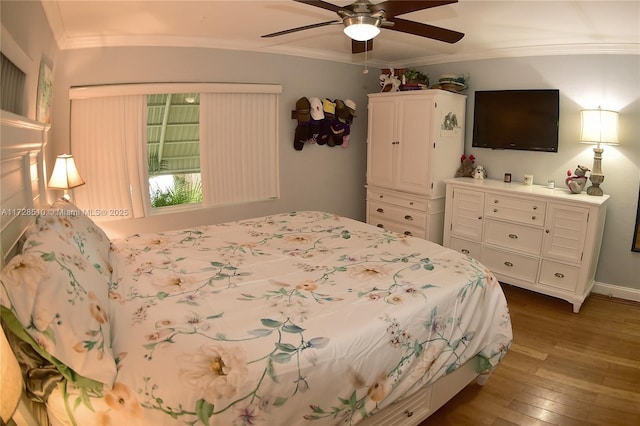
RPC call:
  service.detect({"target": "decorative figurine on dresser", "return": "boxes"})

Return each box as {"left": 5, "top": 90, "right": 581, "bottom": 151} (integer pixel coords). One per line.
{"left": 565, "top": 165, "right": 590, "bottom": 194}
{"left": 366, "top": 89, "right": 466, "bottom": 244}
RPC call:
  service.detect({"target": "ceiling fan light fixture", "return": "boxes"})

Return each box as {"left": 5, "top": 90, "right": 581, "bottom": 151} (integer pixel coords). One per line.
{"left": 343, "top": 16, "right": 381, "bottom": 41}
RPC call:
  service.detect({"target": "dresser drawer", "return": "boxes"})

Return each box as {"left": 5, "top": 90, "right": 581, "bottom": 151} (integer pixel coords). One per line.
{"left": 367, "top": 188, "right": 428, "bottom": 210}
{"left": 539, "top": 260, "right": 580, "bottom": 291}
{"left": 448, "top": 237, "right": 482, "bottom": 260}
{"left": 484, "top": 219, "right": 543, "bottom": 255}
{"left": 368, "top": 213, "right": 426, "bottom": 238}
{"left": 369, "top": 201, "right": 427, "bottom": 227}
{"left": 485, "top": 194, "right": 545, "bottom": 226}
{"left": 481, "top": 246, "right": 539, "bottom": 283}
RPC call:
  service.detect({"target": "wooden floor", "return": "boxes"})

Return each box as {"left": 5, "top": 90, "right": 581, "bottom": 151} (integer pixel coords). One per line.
{"left": 420, "top": 284, "right": 640, "bottom": 426}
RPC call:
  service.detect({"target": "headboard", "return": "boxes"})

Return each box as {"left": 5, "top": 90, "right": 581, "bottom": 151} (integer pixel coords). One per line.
{"left": 0, "top": 110, "right": 49, "bottom": 267}
{"left": 1, "top": 111, "right": 49, "bottom": 425}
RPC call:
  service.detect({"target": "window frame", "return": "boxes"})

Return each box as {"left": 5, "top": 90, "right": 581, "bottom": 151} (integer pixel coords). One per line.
{"left": 1, "top": 24, "right": 34, "bottom": 117}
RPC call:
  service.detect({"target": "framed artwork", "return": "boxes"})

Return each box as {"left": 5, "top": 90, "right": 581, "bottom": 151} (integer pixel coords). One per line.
{"left": 440, "top": 110, "right": 462, "bottom": 136}
{"left": 36, "top": 61, "right": 53, "bottom": 123}
{"left": 632, "top": 189, "right": 640, "bottom": 252}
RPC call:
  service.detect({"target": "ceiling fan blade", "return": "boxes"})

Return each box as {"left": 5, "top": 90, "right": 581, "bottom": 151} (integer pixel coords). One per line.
{"left": 352, "top": 39, "right": 373, "bottom": 54}
{"left": 371, "top": 0, "right": 458, "bottom": 18}
{"left": 386, "top": 17, "right": 464, "bottom": 43}
{"left": 293, "top": 0, "right": 342, "bottom": 13}
{"left": 261, "top": 20, "right": 340, "bottom": 38}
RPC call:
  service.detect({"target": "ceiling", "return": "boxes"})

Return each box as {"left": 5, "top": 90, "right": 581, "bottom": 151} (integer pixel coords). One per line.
{"left": 42, "top": 1, "right": 639, "bottom": 67}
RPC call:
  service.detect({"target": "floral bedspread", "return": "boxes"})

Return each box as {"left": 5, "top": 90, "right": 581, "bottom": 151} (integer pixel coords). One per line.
{"left": 47, "top": 211, "right": 512, "bottom": 426}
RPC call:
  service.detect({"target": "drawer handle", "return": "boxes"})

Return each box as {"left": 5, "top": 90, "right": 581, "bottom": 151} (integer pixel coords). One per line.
{"left": 377, "top": 224, "right": 384, "bottom": 228}
{"left": 533, "top": 206, "right": 538, "bottom": 210}
{"left": 478, "top": 216, "right": 483, "bottom": 220}
{"left": 376, "top": 208, "right": 384, "bottom": 213}
{"left": 531, "top": 216, "right": 536, "bottom": 220}
{"left": 546, "top": 229, "right": 550, "bottom": 233}
{"left": 554, "top": 272, "right": 565, "bottom": 278}
{"left": 409, "top": 201, "right": 414, "bottom": 206}
{"left": 508, "top": 234, "right": 518, "bottom": 239}
{"left": 404, "top": 231, "right": 412, "bottom": 236}
{"left": 461, "top": 249, "right": 470, "bottom": 254}
{"left": 493, "top": 208, "right": 498, "bottom": 213}
{"left": 404, "top": 215, "right": 413, "bottom": 221}
{"left": 493, "top": 199, "right": 499, "bottom": 204}
{"left": 504, "top": 261, "right": 514, "bottom": 267}
{"left": 404, "top": 409, "right": 414, "bottom": 418}
{"left": 379, "top": 195, "right": 384, "bottom": 199}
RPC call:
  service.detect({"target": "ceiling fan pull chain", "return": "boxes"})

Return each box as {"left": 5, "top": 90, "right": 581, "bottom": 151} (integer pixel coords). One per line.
{"left": 363, "top": 40, "right": 369, "bottom": 74}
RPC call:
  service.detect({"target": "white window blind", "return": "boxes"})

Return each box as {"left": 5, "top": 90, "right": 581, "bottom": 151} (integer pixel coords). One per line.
{"left": 71, "top": 95, "right": 147, "bottom": 221}
{"left": 200, "top": 93, "right": 279, "bottom": 205}
{"left": 0, "top": 52, "right": 26, "bottom": 115}
{"left": 69, "top": 84, "right": 280, "bottom": 220}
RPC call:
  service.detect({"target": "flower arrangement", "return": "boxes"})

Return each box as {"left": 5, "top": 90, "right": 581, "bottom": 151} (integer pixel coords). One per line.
{"left": 403, "top": 69, "right": 429, "bottom": 85}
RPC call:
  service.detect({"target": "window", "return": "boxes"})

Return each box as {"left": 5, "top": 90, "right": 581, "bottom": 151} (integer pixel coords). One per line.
{"left": 0, "top": 52, "right": 26, "bottom": 114}
{"left": 147, "top": 93, "right": 202, "bottom": 209}
{"left": 69, "top": 83, "right": 281, "bottom": 221}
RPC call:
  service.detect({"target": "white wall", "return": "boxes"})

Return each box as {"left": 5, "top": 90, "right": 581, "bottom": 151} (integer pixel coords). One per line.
{"left": 423, "top": 56, "right": 640, "bottom": 292}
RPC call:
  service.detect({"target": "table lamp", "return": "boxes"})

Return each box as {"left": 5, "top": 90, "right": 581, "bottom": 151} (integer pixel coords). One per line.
{"left": 579, "top": 107, "right": 619, "bottom": 196}
{"left": 47, "top": 154, "right": 85, "bottom": 200}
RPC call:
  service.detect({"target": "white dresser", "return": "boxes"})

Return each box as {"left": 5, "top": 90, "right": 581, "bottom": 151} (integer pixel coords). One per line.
{"left": 443, "top": 178, "right": 609, "bottom": 312}
{"left": 366, "top": 90, "right": 466, "bottom": 243}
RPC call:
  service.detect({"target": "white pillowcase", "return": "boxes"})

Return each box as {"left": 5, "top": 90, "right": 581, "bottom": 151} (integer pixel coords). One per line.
{"left": 31, "top": 198, "right": 112, "bottom": 278}
{"left": 1, "top": 216, "right": 116, "bottom": 389}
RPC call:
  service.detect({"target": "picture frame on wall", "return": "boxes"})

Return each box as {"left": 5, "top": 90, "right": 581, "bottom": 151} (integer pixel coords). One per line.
{"left": 36, "top": 61, "right": 53, "bottom": 123}
{"left": 632, "top": 189, "right": 640, "bottom": 252}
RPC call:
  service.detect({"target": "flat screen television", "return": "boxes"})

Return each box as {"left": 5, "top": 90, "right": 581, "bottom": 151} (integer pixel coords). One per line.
{"left": 472, "top": 89, "right": 560, "bottom": 152}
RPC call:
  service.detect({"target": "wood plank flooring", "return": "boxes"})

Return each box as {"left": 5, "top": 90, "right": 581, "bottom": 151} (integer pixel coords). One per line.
{"left": 420, "top": 284, "right": 640, "bottom": 426}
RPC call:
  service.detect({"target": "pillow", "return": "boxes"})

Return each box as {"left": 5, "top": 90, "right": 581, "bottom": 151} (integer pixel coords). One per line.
{"left": 31, "top": 198, "right": 112, "bottom": 279}
{"left": 0, "top": 227, "right": 117, "bottom": 389}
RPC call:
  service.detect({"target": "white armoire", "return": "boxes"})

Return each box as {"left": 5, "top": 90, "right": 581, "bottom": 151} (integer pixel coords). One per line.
{"left": 366, "top": 89, "right": 466, "bottom": 244}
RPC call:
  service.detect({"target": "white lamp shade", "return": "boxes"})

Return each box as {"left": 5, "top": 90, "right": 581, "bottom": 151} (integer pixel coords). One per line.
{"left": 579, "top": 109, "right": 619, "bottom": 145}
{"left": 48, "top": 154, "right": 86, "bottom": 189}
{"left": 1, "top": 327, "right": 23, "bottom": 423}
{"left": 343, "top": 16, "right": 381, "bottom": 41}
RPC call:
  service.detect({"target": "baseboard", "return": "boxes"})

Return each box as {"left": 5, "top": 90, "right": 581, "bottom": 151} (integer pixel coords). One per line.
{"left": 591, "top": 282, "right": 640, "bottom": 303}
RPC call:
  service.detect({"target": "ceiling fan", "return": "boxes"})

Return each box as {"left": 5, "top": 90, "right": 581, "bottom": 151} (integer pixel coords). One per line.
{"left": 261, "top": 0, "right": 464, "bottom": 54}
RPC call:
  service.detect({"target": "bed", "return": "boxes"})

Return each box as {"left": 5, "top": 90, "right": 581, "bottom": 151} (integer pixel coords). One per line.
{"left": 1, "top": 111, "right": 512, "bottom": 426}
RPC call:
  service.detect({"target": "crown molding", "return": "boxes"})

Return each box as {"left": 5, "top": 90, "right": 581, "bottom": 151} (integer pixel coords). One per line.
{"left": 388, "top": 43, "right": 640, "bottom": 68}
{"left": 40, "top": 0, "right": 67, "bottom": 50}
{"left": 50, "top": 32, "right": 389, "bottom": 68}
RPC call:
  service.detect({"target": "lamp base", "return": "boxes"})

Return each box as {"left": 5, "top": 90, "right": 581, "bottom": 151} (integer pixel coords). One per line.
{"left": 587, "top": 172, "right": 604, "bottom": 196}
{"left": 587, "top": 185, "right": 603, "bottom": 196}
